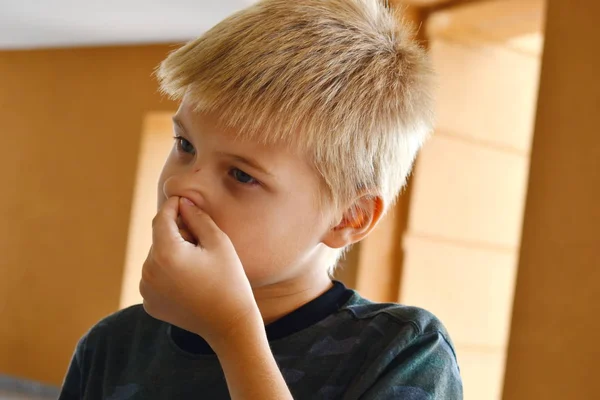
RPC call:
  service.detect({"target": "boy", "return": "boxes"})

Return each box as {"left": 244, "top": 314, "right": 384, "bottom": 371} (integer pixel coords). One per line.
{"left": 59, "top": 0, "right": 462, "bottom": 398}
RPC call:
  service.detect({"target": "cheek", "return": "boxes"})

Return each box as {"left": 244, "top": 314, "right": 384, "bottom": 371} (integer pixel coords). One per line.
{"left": 218, "top": 196, "right": 324, "bottom": 279}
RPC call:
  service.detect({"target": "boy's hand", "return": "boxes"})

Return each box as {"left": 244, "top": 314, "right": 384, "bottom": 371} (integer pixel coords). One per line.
{"left": 140, "top": 196, "right": 260, "bottom": 345}
{"left": 141, "top": 196, "right": 295, "bottom": 399}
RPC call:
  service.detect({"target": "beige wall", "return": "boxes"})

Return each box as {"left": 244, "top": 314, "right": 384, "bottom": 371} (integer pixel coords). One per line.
{"left": 399, "top": 2, "right": 544, "bottom": 399}
{"left": 0, "top": 45, "right": 176, "bottom": 385}
{"left": 120, "top": 112, "right": 174, "bottom": 309}
{"left": 503, "top": 0, "right": 600, "bottom": 398}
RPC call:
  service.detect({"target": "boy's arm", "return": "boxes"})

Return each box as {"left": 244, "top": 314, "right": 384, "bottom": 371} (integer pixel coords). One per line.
{"left": 356, "top": 331, "right": 463, "bottom": 400}
{"left": 210, "top": 310, "right": 293, "bottom": 400}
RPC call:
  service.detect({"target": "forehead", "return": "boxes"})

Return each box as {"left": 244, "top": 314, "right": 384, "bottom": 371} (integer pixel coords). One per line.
{"left": 175, "top": 97, "right": 317, "bottom": 178}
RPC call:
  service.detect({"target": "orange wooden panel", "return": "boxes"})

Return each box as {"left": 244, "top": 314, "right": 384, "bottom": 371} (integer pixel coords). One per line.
{"left": 408, "top": 135, "right": 529, "bottom": 248}
{"left": 427, "top": 0, "right": 545, "bottom": 46}
{"left": 431, "top": 39, "right": 540, "bottom": 153}
{"left": 456, "top": 347, "right": 506, "bottom": 400}
{"left": 401, "top": 235, "right": 518, "bottom": 348}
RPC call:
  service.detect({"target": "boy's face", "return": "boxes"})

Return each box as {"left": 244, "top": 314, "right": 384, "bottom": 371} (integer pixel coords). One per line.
{"left": 157, "top": 97, "right": 337, "bottom": 286}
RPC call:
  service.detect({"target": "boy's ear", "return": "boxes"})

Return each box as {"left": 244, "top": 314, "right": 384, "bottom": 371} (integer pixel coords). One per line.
{"left": 322, "top": 195, "right": 385, "bottom": 249}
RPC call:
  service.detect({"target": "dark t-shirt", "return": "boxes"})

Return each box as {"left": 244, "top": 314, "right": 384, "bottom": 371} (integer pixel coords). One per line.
{"left": 59, "top": 281, "right": 463, "bottom": 399}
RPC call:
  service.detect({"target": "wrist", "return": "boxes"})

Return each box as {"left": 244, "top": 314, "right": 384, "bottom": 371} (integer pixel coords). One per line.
{"left": 206, "top": 306, "right": 266, "bottom": 354}
{"left": 209, "top": 307, "right": 293, "bottom": 400}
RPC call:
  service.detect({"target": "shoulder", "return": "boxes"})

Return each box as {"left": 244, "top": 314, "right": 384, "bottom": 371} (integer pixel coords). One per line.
{"left": 78, "top": 304, "right": 164, "bottom": 358}
{"left": 337, "top": 292, "right": 463, "bottom": 398}
{"left": 86, "top": 304, "right": 156, "bottom": 336}
{"left": 343, "top": 292, "right": 449, "bottom": 332}
{"left": 340, "top": 292, "right": 458, "bottom": 360}
{"left": 62, "top": 307, "right": 170, "bottom": 397}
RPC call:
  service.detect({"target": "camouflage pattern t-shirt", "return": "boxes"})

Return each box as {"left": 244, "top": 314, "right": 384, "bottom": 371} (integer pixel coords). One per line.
{"left": 59, "top": 281, "right": 462, "bottom": 399}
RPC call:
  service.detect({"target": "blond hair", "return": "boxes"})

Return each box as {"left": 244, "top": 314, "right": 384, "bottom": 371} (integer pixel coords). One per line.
{"left": 157, "top": 0, "right": 434, "bottom": 214}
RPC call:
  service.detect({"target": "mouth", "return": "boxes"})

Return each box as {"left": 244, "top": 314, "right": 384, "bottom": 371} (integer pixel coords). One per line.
{"left": 176, "top": 215, "right": 198, "bottom": 245}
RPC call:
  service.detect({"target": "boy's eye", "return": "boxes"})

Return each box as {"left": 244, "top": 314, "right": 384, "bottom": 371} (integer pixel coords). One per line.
{"left": 174, "top": 136, "right": 195, "bottom": 155}
{"left": 230, "top": 168, "right": 259, "bottom": 185}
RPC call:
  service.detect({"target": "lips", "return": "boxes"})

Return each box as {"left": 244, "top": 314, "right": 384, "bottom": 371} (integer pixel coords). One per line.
{"left": 176, "top": 215, "right": 198, "bottom": 245}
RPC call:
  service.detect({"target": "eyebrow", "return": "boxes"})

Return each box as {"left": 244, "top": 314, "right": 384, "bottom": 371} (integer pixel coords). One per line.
{"left": 172, "top": 116, "right": 186, "bottom": 133}
{"left": 172, "top": 116, "right": 275, "bottom": 178}
{"left": 218, "top": 152, "right": 275, "bottom": 178}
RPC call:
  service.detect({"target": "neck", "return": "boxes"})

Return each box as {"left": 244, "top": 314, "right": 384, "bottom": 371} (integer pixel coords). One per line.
{"left": 252, "top": 270, "right": 333, "bottom": 325}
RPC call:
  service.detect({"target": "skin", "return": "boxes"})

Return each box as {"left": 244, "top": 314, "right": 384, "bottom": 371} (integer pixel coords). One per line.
{"left": 139, "top": 95, "right": 384, "bottom": 399}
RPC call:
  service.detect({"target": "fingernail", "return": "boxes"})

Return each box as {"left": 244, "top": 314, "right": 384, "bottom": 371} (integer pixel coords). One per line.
{"left": 181, "top": 197, "right": 195, "bottom": 207}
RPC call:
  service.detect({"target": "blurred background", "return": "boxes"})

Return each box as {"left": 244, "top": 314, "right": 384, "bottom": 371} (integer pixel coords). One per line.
{"left": 1, "top": 0, "right": 598, "bottom": 399}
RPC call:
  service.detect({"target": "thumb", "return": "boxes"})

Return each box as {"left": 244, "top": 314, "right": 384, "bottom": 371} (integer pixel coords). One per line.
{"left": 179, "top": 197, "right": 224, "bottom": 249}
{"left": 152, "top": 196, "right": 184, "bottom": 250}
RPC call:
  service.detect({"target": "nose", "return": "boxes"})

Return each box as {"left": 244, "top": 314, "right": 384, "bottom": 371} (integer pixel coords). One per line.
{"left": 162, "top": 167, "right": 207, "bottom": 207}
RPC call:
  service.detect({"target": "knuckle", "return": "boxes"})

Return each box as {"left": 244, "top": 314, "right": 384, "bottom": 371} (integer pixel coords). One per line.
{"left": 215, "top": 231, "right": 231, "bottom": 247}
{"left": 216, "top": 230, "right": 232, "bottom": 244}
{"left": 152, "top": 247, "right": 174, "bottom": 265}
{"left": 140, "top": 263, "right": 154, "bottom": 284}
{"left": 139, "top": 278, "right": 148, "bottom": 298}
{"left": 211, "top": 228, "right": 226, "bottom": 240}
{"left": 205, "top": 221, "right": 225, "bottom": 239}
